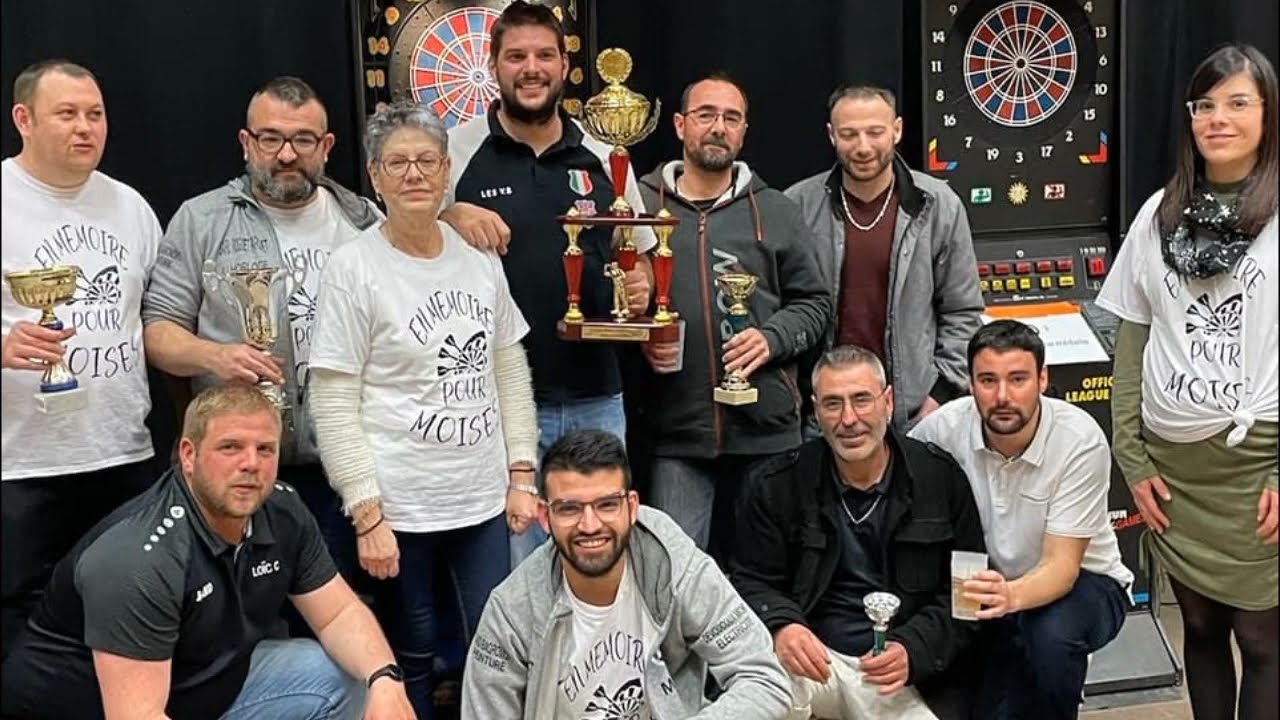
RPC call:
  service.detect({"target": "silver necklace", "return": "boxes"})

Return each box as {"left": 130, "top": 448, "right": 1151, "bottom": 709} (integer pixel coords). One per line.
{"left": 838, "top": 493, "right": 882, "bottom": 526}
{"left": 839, "top": 175, "right": 896, "bottom": 232}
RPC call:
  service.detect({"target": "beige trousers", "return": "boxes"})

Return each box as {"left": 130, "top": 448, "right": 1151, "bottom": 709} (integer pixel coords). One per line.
{"left": 784, "top": 649, "right": 939, "bottom": 720}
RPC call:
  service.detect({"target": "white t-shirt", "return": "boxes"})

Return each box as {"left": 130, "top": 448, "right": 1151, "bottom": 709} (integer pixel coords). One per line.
{"left": 910, "top": 396, "right": 1134, "bottom": 589}
{"left": 1, "top": 158, "right": 161, "bottom": 480}
{"left": 555, "top": 558, "right": 658, "bottom": 720}
{"left": 309, "top": 222, "right": 529, "bottom": 532}
{"left": 260, "top": 188, "right": 364, "bottom": 405}
{"left": 1097, "top": 190, "right": 1278, "bottom": 445}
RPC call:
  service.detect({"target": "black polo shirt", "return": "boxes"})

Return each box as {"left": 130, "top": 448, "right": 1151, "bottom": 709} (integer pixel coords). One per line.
{"left": 0, "top": 468, "right": 336, "bottom": 720}
{"left": 447, "top": 103, "right": 656, "bottom": 404}
{"left": 807, "top": 458, "right": 893, "bottom": 657}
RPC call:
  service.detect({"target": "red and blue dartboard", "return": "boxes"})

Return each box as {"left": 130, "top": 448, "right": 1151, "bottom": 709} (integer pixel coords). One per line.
{"left": 409, "top": 7, "right": 502, "bottom": 127}
{"left": 964, "top": 0, "right": 1078, "bottom": 128}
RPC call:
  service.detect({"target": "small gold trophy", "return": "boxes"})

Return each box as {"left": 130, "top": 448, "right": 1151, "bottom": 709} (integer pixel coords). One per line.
{"left": 3, "top": 266, "right": 88, "bottom": 413}
{"left": 202, "top": 261, "right": 301, "bottom": 411}
{"left": 713, "top": 273, "right": 760, "bottom": 406}
{"left": 556, "top": 48, "right": 679, "bottom": 344}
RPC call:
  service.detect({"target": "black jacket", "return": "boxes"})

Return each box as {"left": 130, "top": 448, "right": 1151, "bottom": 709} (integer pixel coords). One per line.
{"left": 633, "top": 161, "right": 831, "bottom": 459}
{"left": 731, "top": 433, "right": 986, "bottom": 717}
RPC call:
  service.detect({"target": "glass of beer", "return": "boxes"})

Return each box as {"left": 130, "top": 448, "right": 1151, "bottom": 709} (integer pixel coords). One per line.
{"left": 951, "top": 551, "right": 988, "bottom": 620}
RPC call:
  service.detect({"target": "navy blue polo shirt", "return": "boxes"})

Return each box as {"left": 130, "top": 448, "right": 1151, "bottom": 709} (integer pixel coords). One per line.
{"left": 0, "top": 468, "right": 337, "bottom": 720}
{"left": 446, "top": 103, "right": 656, "bottom": 404}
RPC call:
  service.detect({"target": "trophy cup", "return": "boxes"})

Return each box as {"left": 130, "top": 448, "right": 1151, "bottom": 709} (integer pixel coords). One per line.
{"left": 556, "top": 48, "right": 679, "bottom": 344}
{"left": 713, "top": 273, "right": 760, "bottom": 405}
{"left": 3, "top": 266, "right": 88, "bottom": 413}
{"left": 201, "top": 261, "right": 301, "bottom": 411}
{"left": 863, "top": 592, "right": 902, "bottom": 655}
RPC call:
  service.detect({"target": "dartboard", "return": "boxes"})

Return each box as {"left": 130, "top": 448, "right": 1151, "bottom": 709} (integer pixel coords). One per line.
{"left": 360, "top": 0, "right": 593, "bottom": 129}
{"left": 921, "top": 0, "right": 1118, "bottom": 235}
{"left": 410, "top": 7, "right": 502, "bottom": 126}
{"left": 964, "top": 1, "right": 1077, "bottom": 127}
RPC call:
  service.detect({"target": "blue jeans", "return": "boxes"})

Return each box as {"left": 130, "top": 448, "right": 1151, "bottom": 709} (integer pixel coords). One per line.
{"left": 976, "top": 570, "right": 1129, "bottom": 720}
{"left": 509, "top": 393, "right": 627, "bottom": 567}
{"left": 219, "top": 639, "right": 364, "bottom": 720}
{"left": 391, "top": 514, "right": 510, "bottom": 719}
{"left": 648, "top": 454, "right": 775, "bottom": 561}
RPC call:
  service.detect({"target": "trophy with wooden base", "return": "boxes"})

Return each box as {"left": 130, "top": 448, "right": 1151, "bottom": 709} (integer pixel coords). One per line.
{"left": 713, "top": 273, "right": 760, "bottom": 405}
{"left": 556, "top": 48, "right": 679, "bottom": 344}
{"left": 4, "top": 266, "right": 89, "bottom": 413}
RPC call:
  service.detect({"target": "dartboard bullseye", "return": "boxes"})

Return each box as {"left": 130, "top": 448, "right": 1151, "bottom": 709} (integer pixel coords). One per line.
{"left": 965, "top": 0, "right": 1077, "bottom": 127}
{"left": 410, "top": 7, "right": 502, "bottom": 127}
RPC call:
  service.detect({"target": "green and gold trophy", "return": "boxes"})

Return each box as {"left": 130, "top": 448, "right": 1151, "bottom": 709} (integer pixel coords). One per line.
{"left": 556, "top": 48, "right": 679, "bottom": 343}
{"left": 713, "top": 273, "right": 760, "bottom": 405}
{"left": 3, "top": 266, "right": 88, "bottom": 413}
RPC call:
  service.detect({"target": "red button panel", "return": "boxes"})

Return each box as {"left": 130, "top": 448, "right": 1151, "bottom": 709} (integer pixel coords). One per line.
{"left": 977, "top": 264, "right": 991, "bottom": 278}
{"left": 1036, "top": 260, "right": 1053, "bottom": 273}
{"left": 994, "top": 263, "right": 1012, "bottom": 276}
{"left": 1056, "top": 259, "right": 1073, "bottom": 272}
{"left": 1087, "top": 257, "right": 1107, "bottom": 277}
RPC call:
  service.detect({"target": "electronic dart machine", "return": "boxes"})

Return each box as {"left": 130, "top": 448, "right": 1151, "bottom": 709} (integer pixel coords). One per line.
{"left": 920, "top": 0, "right": 1180, "bottom": 695}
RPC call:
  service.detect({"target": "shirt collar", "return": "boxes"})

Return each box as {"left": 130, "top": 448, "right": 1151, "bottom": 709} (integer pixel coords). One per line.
{"left": 170, "top": 470, "right": 277, "bottom": 555}
{"left": 485, "top": 101, "right": 583, "bottom": 152}
{"left": 970, "top": 397, "right": 1053, "bottom": 467}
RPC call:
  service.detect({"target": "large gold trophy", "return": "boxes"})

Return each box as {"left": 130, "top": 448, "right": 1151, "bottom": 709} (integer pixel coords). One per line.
{"left": 3, "top": 266, "right": 88, "bottom": 413}
{"left": 556, "top": 48, "right": 679, "bottom": 343}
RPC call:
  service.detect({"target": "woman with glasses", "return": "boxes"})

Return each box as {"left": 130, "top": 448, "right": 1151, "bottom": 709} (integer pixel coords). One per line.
{"left": 307, "top": 100, "right": 539, "bottom": 718}
{"left": 1098, "top": 44, "right": 1278, "bottom": 720}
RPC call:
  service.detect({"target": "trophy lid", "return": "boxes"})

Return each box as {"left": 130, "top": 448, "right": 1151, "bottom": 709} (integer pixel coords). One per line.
{"left": 582, "top": 48, "right": 659, "bottom": 148}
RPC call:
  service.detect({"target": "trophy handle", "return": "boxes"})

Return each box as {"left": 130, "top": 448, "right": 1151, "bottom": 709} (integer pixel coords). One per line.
{"left": 200, "top": 260, "right": 228, "bottom": 300}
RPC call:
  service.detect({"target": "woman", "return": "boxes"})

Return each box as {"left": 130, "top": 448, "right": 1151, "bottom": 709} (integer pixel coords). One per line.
{"left": 1098, "top": 44, "right": 1278, "bottom": 720}
{"left": 308, "top": 100, "right": 540, "bottom": 718}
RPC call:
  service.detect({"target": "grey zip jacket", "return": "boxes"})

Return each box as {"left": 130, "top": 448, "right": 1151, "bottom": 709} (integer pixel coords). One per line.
{"left": 785, "top": 159, "right": 983, "bottom": 428}
{"left": 461, "top": 506, "right": 792, "bottom": 720}
{"left": 142, "top": 175, "right": 380, "bottom": 464}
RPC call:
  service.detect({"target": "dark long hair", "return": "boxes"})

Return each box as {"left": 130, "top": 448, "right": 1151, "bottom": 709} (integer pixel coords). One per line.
{"left": 1157, "top": 44, "right": 1279, "bottom": 236}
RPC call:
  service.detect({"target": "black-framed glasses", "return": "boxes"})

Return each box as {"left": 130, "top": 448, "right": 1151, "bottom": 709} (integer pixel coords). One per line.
{"left": 379, "top": 154, "right": 444, "bottom": 178}
{"left": 1186, "top": 95, "right": 1265, "bottom": 119}
{"left": 246, "top": 129, "right": 323, "bottom": 155}
{"left": 547, "top": 492, "right": 629, "bottom": 523}
{"left": 684, "top": 108, "right": 746, "bottom": 130}
{"left": 819, "top": 388, "right": 888, "bottom": 417}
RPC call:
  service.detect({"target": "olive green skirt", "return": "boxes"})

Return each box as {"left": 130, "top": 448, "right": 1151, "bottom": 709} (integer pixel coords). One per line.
{"left": 1142, "top": 420, "right": 1278, "bottom": 611}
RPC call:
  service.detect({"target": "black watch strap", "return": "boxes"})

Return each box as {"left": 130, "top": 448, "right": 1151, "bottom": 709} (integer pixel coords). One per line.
{"left": 367, "top": 663, "right": 404, "bottom": 688}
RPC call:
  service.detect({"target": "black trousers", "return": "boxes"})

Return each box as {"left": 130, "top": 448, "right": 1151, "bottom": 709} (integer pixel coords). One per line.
{"left": 1, "top": 457, "right": 161, "bottom": 661}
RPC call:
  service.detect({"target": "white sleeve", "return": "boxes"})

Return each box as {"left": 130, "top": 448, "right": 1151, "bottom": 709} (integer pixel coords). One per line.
{"left": 309, "top": 258, "right": 371, "bottom": 375}
{"left": 310, "top": 368, "right": 381, "bottom": 513}
{"left": 623, "top": 164, "right": 658, "bottom": 252}
{"left": 1045, "top": 436, "right": 1113, "bottom": 538}
{"left": 493, "top": 344, "right": 538, "bottom": 468}
{"left": 1096, "top": 194, "right": 1158, "bottom": 324}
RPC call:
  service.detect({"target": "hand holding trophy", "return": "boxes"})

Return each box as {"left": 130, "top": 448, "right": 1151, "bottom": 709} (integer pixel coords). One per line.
{"left": 3, "top": 266, "right": 88, "bottom": 413}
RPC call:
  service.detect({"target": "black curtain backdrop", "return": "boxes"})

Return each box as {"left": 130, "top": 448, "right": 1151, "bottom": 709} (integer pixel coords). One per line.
{"left": 1, "top": 0, "right": 1275, "bottom": 456}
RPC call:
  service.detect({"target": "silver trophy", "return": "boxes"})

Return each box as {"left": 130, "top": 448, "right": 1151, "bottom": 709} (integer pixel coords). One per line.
{"left": 863, "top": 592, "right": 902, "bottom": 655}
{"left": 201, "top": 260, "right": 302, "bottom": 411}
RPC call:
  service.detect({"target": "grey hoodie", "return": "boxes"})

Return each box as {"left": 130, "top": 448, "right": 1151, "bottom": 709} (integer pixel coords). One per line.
{"left": 461, "top": 506, "right": 792, "bottom": 720}
{"left": 142, "top": 175, "right": 380, "bottom": 464}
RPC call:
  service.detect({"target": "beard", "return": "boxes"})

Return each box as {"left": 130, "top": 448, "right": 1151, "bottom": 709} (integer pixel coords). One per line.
{"left": 247, "top": 160, "right": 319, "bottom": 205}
{"left": 840, "top": 147, "right": 894, "bottom": 183}
{"left": 499, "top": 75, "right": 563, "bottom": 125}
{"left": 981, "top": 403, "right": 1036, "bottom": 436}
{"left": 190, "top": 466, "right": 268, "bottom": 521}
{"left": 686, "top": 136, "right": 736, "bottom": 172}
{"left": 554, "top": 523, "right": 631, "bottom": 578}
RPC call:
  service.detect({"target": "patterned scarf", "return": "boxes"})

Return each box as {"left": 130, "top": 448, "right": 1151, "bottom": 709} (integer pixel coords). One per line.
{"left": 1160, "top": 183, "right": 1256, "bottom": 279}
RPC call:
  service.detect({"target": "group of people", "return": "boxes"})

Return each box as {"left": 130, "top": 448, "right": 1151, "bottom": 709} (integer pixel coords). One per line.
{"left": 0, "top": 1, "right": 1275, "bottom": 717}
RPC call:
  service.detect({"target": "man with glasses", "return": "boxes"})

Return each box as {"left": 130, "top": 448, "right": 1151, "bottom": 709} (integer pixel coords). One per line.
{"left": 732, "top": 346, "right": 986, "bottom": 720}
{"left": 634, "top": 73, "right": 829, "bottom": 560}
{"left": 461, "top": 429, "right": 791, "bottom": 719}
{"left": 142, "top": 76, "right": 381, "bottom": 584}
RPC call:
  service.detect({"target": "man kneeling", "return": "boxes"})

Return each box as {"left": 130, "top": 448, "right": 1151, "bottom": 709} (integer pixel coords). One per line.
{"left": 732, "top": 346, "right": 987, "bottom": 720}
{"left": 0, "top": 385, "right": 414, "bottom": 720}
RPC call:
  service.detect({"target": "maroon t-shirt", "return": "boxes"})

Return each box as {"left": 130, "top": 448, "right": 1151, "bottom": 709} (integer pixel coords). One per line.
{"left": 836, "top": 184, "right": 898, "bottom": 361}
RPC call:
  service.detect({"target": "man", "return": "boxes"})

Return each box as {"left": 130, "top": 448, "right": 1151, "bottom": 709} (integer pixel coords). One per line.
{"left": 461, "top": 430, "right": 792, "bottom": 719}
{"left": 142, "top": 77, "right": 381, "bottom": 574}
{"left": 732, "top": 346, "right": 986, "bottom": 720}
{"left": 634, "top": 74, "right": 830, "bottom": 556}
{"left": 1, "top": 60, "right": 162, "bottom": 658}
{"left": 786, "top": 85, "right": 982, "bottom": 430}
{"left": 910, "top": 320, "right": 1132, "bottom": 719}
{"left": 439, "top": 2, "right": 656, "bottom": 563}
{"left": 0, "top": 384, "right": 415, "bottom": 720}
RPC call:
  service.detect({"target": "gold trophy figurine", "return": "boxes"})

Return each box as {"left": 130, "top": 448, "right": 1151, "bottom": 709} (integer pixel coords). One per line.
{"left": 3, "top": 266, "right": 89, "bottom": 413}
{"left": 714, "top": 273, "right": 760, "bottom": 406}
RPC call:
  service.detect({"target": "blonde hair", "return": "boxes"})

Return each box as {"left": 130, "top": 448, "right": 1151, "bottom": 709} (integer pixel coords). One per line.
{"left": 182, "top": 385, "right": 280, "bottom": 446}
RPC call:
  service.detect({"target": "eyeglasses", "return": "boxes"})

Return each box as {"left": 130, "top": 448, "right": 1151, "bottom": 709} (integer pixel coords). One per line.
{"left": 547, "top": 492, "right": 629, "bottom": 524}
{"left": 246, "top": 129, "right": 323, "bottom": 155}
{"left": 684, "top": 108, "right": 746, "bottom": 130}
{"left": 379, "top": 154, "right": 444, "bottom": 178}
{"left": 1186, "top": 95, "right": 1265, "bottom": 119}
{"left": 818, "top": 388, "right": 888, "bottom": 417}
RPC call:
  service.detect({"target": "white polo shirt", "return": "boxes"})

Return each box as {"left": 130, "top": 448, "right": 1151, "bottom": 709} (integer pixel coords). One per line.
{"left": 910, "top": 396, "right": 1133, "bottom": 590}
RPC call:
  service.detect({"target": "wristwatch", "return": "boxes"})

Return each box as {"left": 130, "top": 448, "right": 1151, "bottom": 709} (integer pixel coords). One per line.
{"left": 367, "top": 663, "right": 404, "bottom": 688}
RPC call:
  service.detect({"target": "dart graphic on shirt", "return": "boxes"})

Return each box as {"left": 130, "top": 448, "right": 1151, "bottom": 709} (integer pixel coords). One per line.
{"left": 1184, "top": 293, "right": 1242, "bottom": 339}
{"left": 288, "top": 286, "right": 317, "bottom": 323}
{"left": 437, "top": 330, "right": 488, "bottom": 376}
{"left": 583, "top": 678, "right": 646, "bottom": 720}
{"left": 66, "top": 265, "right": 120, "bottom": 305}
